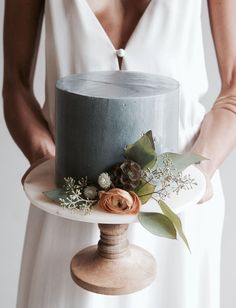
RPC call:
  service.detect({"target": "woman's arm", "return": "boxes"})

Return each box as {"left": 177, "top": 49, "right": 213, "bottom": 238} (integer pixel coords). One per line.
{"left": 2, "top": 0, "right": 55, "bottom": 165}
{"left": 190, "top": 0, "right": 236, "bottom": 201}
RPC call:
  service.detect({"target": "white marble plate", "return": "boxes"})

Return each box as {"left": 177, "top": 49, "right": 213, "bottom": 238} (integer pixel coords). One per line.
{"left": 23, "top": 159, "right": 206, "bottom": 224}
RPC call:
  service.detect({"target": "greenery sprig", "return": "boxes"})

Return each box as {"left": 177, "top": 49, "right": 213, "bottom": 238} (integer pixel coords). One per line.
{"left": 59, "top": 177, "right": 97, "bottom": 214}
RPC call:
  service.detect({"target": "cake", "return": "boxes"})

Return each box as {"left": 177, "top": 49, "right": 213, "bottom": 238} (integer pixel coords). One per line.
{"left": 55, "top": 71, "right": 179, "bottom": 186}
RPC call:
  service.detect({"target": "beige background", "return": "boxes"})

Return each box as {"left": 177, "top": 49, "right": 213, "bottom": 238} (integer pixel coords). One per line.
{"left": 1, "top": 1, "right": 236, "bottom": 307}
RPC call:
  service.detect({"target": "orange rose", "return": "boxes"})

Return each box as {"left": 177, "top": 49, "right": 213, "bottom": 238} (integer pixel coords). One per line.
{"left": 98, "top": 188, "right": 141, "bottom": 215}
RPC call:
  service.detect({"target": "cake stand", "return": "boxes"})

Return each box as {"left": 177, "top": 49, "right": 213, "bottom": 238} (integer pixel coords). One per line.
{"left": 23, "top": 159, "right": 206, "bottom": 295}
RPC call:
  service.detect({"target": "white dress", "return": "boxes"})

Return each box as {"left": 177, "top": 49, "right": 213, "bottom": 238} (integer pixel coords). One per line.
{"left": 17, "top": 0, "right": 225, "bottom": 307}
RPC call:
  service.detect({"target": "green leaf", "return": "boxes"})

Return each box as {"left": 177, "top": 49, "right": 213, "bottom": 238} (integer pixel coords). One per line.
{"left": 138, "top": 212, "right": 177, "bottom": 239}
{"left": 158, "top": 200, "right": 190, "bottom": 252}
{"left": 157, "top": 152, "right": 208, "bottom": 171}
{"left": 125, "top": 130, "right": 157, "bottom": 170}
{"left": 135, "top": 179, "right": 156, "bottom": 204}
{"left": 145, "top": 130, "right": 155, "bottom": 149}
{"left": 43, "top": 189, "right": 67, "bottom": 202}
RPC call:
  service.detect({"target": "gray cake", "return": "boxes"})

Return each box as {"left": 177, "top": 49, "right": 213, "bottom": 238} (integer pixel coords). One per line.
{"left": 55, "top": 71, "right": 179, "bottom": 186}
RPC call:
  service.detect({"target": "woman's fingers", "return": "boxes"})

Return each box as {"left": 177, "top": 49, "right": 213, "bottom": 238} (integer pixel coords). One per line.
{"left": 195, "top": 165, "right": 214, "bottom": 204}
{"left": 21, "top": 155, "right": 53, "bottom": 185}
{"left": 197, "top": 178, "right": 214, "bottom": 204}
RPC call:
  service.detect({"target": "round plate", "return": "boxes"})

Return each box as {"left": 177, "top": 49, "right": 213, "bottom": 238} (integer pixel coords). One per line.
{"left": 23, "top": 159, "right": 206, "bottom": 224}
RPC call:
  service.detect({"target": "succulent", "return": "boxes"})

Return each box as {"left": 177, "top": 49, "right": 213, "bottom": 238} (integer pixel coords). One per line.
{"left": 98, "top": 172, "right": 112, "bottom": 189}
{"left": 83, "top": 186, "right": 98, "bottom": 200}
{"left": 112, "top": 160, "right": 142, "bottom": 190}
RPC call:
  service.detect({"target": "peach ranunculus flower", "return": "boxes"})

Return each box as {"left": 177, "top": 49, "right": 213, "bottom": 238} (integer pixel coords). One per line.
{"left": 98, "top": 188, "right": 141, "bottom": 215}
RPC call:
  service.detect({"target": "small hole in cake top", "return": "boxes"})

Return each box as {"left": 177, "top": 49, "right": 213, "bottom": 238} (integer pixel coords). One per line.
{"left": 56, "top": 71, "right": 179, "bottom": 99}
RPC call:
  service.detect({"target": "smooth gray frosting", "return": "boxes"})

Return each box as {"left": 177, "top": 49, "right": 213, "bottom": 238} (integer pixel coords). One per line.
{"left": 55, "top": 71, "right": 179, "bottom": 185}
{"left": 56, "top": 71, "right": 179, "bottom": 98}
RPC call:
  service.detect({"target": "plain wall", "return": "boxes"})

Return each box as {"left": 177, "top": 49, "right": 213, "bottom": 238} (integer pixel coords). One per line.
{"left": 1, "top": 1, "right": 236, "bottom": 307}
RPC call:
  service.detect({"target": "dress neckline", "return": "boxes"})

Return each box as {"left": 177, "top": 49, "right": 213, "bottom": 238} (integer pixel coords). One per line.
{"left": 81, "top": 0, "right": 154, "bottom": 53}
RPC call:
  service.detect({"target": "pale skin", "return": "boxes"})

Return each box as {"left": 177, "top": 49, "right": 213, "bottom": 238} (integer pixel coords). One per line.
{"left": 2, "top": 0, "right": 236, "bottom": 203}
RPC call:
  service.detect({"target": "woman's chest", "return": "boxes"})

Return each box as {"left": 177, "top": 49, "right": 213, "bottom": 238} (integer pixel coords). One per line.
{"left": 85, "top": 0, "right": 152, "bottom": 49}
{"left": 45, "top": 0, "right": 204, "bottom": 72}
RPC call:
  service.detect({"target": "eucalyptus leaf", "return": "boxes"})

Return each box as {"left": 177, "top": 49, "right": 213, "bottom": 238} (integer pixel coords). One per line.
{"left": 157, "top": 152, "right": 208, "bottom": 171}
{"left": 158, "top": 199, "right": 190, "bottom": 252}
{"left": 145, "top": 130, "right": 155, "bottom": 149}
{"left": 125, "top": 130, "right": 157, "bottom": 170}
{"left": 135, "top": 179, "right": 156, "bottom": 204}
{"left": 138, "top": 212, "right": 177, "bottom": 239}
{"left": 43, "top": 189, "right": 67, "bottom": 202}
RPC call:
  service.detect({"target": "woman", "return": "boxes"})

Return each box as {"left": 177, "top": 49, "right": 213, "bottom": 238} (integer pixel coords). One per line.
{"left": 3, "top": 0, "right": 236, "bottom": 307}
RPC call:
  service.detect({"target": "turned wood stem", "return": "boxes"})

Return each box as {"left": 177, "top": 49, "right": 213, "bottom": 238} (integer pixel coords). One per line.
{"left": 70, "top": 223, "right": 157, "bottom": 294}
{"left": 97, "top": 224, "right": 129, "bottom": 259}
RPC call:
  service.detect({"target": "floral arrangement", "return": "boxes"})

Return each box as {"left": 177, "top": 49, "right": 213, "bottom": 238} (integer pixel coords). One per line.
{"left": 44, "top": 131, "right": 207, "bottom": 250}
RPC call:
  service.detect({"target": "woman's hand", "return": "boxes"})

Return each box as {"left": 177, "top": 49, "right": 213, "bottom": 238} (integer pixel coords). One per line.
{"left": 194, "top": 164, "right": 214, "bottom": 204}
{"left": 190, "top": 0, "right": 236, "bottom": 204}
{"left": 21, "top": 153, "right": 55, "bottom": 185}
{"left": 188, "top": 0, "right": 236, "bottom": 203}
{"left": 28, "top": 136, "right": 55, "bottom": 165}
{"left": 20, "top": 133, "right": 55, "bottom": 185}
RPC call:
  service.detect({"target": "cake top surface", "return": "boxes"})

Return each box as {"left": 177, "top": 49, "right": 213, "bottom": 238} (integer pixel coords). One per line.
{"left": 56, "top": 71, "right": 179, "bottom": 99}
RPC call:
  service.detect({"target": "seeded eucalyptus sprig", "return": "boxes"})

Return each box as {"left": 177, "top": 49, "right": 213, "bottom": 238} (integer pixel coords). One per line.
{"left": 58, "top": 177, "right": 97, "bottom": 214}
{"left": 139, "top": 153, "right": 198, "bottom": 201}
{"left": 43, "top": 177, "right": 97, "bottom": 214}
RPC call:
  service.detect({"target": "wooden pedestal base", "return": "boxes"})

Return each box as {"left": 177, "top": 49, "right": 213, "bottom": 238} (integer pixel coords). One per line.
{"left": 70, "top": 223, "right": 157, "bottom": 295}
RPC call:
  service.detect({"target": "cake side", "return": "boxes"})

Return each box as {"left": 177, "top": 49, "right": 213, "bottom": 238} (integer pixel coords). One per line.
{"left": 55, "top": 71, "right": 179, "bottom": 186}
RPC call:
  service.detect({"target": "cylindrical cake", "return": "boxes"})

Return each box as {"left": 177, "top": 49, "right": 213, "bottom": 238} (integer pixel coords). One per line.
{"left": 55, "top": 71, "right": 179, "bottom": 185}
